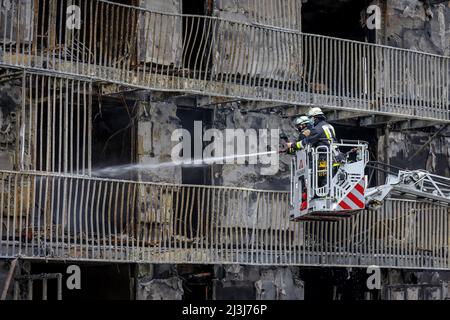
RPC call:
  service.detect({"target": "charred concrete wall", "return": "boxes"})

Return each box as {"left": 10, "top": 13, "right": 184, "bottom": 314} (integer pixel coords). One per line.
{"left": 213, "top": 265, "right": 304, "bottom": 300}
{"left": 211, "top": 105, "right": 295, "bottom": 190}
{"left": 138, "top": 0, "right": 183, "bottom": 66}
{"left": 134, "top": 97, "right": 297, "bottom": 190}
{"left": 136, "top": 264, "right": 184, "bottom": 300}
{"left": 213, "top": 0, "right": 302, "bottom": 30}
{"left": 382, "top": 0, "right": 450, "bottom": 55}
{"left": 0, "top": 261, "right": 13, "bottom": 300}
{"left": 378, "top": 128, "right": 450, "bottom": 177}
{"left": 134, "top": 263, "right": 450, "bottom": 300}
{"left": 383, "top": 269, "right": 450, "bottom": 300}
{"left": 137, "top": 99, "right": 182, "bottom": 184}
{"left": 135, "top": 263, "right": 304, "bottom": 300}
{"left": 139, "top": 0, "right": 181, "bottom": 13}
{"left": 212, "top": 1, "right": 302, "bottom": 82}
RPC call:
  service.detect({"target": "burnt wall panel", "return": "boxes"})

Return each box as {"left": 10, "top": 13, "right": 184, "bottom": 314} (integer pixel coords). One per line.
{"left": 383, "top": 0, "right": 450, "bottom": 55}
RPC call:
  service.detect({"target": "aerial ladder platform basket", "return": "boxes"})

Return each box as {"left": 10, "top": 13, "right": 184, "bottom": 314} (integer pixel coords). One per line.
{"left": 289, "top": 141, "right": 450, "bottom": 222}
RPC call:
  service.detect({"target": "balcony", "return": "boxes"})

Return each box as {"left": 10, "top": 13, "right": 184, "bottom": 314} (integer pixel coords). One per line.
{"left": 0, "top": 0, "right": 449, "bottom": 121}
{"left": 0, "top": 170, "right": 448, "bottom": 269}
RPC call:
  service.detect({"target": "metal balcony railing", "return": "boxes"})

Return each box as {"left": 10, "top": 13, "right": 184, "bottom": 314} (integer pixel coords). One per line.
{"left": 0, "top": 0, "right": 449, "bottom": 121}
{"left": 0, "top": 170, "right": 448, "bottom": 269}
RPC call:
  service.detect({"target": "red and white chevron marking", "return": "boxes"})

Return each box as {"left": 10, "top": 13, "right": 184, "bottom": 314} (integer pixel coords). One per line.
{"left": 337, "top": 179, "right": 366, "bottom": 211}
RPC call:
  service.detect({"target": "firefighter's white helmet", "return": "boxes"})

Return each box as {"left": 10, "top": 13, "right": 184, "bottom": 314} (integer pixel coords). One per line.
{"left": 293, "top": 116, "right": 311, "bottom": 127}
{"left": 308, "top": 107, "right": 324, "bottom": 117}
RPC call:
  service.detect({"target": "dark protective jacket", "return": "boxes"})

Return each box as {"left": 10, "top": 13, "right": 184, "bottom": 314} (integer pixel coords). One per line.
{"left": 287, "top": 123, "right": 313, "bottom": 154}
{"left": 293, "top": 119, "right": 337, "bottom": 150}
{"left": 297, "top": 126, "right": 312, "bottom": 141}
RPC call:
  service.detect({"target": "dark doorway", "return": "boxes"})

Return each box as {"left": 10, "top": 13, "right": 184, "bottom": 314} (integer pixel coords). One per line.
{"left": 302, "top": 0, "right": 375, "bottom": 42}
{"left": 91, "top": 94, "right": 137, "bottom": 180}
{"left": 178, "top": 265, "right": 214, "bottom": 300}
{"left": 301, "top": 268, "right": 371, "bottom": 300}
{"left": 176, "top": 107, "right": 213, "bottom": 186}
{"left": 332, "top": 124, "right": 377, "bottom": 156}
{"left": 174, "top": 107, "right": 213, "bottom": 252}
{"left": 331, "top": 123, "right": 378, "bottom": 186}
{"left": 183, "top": 0, "right": 207, "bottom": 15}
{"left": 182, "top": 0, "right": 213, "bottom": 73}
{"left": 301, "top": 0, "right": 377, "bottom": 98}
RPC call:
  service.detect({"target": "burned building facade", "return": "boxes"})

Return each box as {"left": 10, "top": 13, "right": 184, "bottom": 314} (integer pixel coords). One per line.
{"left": 0, "top": 0, "right": 450, "bottom": 300}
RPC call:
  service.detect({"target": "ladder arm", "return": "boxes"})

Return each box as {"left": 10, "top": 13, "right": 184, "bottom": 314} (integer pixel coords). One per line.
{"left": 365, "top": 170, "right": 450, "bottom": 209}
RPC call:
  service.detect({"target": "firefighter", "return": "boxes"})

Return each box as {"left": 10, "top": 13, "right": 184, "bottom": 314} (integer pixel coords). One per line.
{"left": 286, "top": 116, "right": 313, "bottom": 154}
{"left": 286, "top": 108, "right": 336, "bottom": 151}
{"left": 303, "top": 107, "right": 337, "bottom": 148}
{"left": 288, "top": 107, "right": 338, "bottom": 196}
{"left": 294, "top": 116, "right": 313, "bottom": 139}
{"left": 308, "top": 107, "right": 339, "bottom": 191}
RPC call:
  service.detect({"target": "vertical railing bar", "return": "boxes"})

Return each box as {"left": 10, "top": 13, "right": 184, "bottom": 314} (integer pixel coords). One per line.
{"left": 56, "top": 274, "right": 62, "bottom": 300}
{"left": 111, "top": 181, "right": 119, "bottom": 260}
{"left": 108, "top": 4, "right": 117, "bottom": 77}
{"left": 246, "top": 22, "right": 256, "bottom": 91}
{"left": 197, "top": 187, "right": 205, "bottom": 262}
{"left": 223, "top": 189, "right": 230, "bottom": 263}
{"left": 207, "top": 189, "right": 214, "bottom": 263}
{"left": 176, "top": 185, "right": 184, "bottom": 263}
{"left": 69, "top": 77, "right": 74, "bottom": 174}
{"left": 446, "top": 208, "right": 449, "bottom": 269}
{"left": 243, "top": 191, "right": 250, "bottom": 264}
{"left": 103, "top": 2, "right": 110, "bottom": 77}
{"left": 84, "top": 180, "right": 91, "bottom": 259}
{"left": 171, "top": 185, "right": 179, "bottom": 262}
{"left": 276, "top": 193, "right": 281, "bottom": 265}
{"left": 147, "top": 12, "right": 158, "bottom": 86}
{"left": 232, "top": 190, "right": 239, "bottom": 264}
{"left": 120, "top": 181, "right": 127, "bottom": 260}
{"left": 94, "top": 181, "right": 102, "bottom": 260}
{"left": 403, "top": 202, "right": 408, "bottom": 267}
{"left": 215, "top": 190, "right": 225, "bottom": 263}
{"left": 155, "top": 185, "right": 162, "bottom": 263}
{"left": 154, "top": 13, "right": 163, "bottom": 83}
{"left": 77, "top": 176, "right": 86, "bottom": 257}
{"left": 439, "top": 208, "right": 444, "bottom": 267}
{"left": 205, "top": 188, "right": 212, "bottom": 263}
{"left": 117, "top": 3, "right": 125, "bottom": 80}
{"left": 230, "top": 191, "right": 238, "bottom": 265}
{"left": 193, "top": 187, "right": 200, "bottom": 262}
{"left": 188, "top": 186, "right": 195, "bottom": 262}
{"left": 433, "top": 204, "right": 438, "bottom": 267}
{"left": 144, "top": 185, "right": 152, "bottom": 263}
{"left": 129, "top": 183, "right": 137, "bottom": 261}
{"left": 27, "top": 279, "right": 32, "bottom": 301}
{"left": 268, "top": 29, "right": 278, "bottom": 100}
{"left": 0, "top": 174, "right": 5, "bottom": 256}
{"left": 100, "top": 181, "right": 108, "bottom": 260}
{"left": 181, "top": 186, "right": 188, "bottom": 260}
{"left": 2, "top": 0, "right": 7, "bottom": 64}
{"left": 160, "top": 186, "right": 169, "bottom": 258}
{"left": 42, "top": 278, "right": 47, "bottom": 301}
